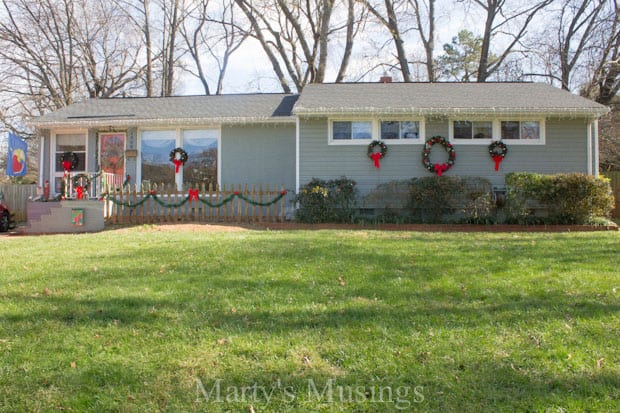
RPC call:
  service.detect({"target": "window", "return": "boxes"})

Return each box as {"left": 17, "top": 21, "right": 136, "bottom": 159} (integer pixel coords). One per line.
{"left": 502, "top": 121, "right": 540, "bottom": 140}
{"left": 140, "top": 128, "right": 219, "bottom": 189}
{"left": 380, "top": 121, "right": 419, "bottom": 140}
{"left": 182, "top": 129, "right": 218, "bottom": 187}
{"left": 330, "top": 119, "right": 424, "bottom": 143}
{"left": 453, "top": 121, "right": 492, "bottom": 140}
{"left": 141, "top": 130, "right": 176, "bottom": 187}
{"left": 332, "top": 121, "right": 372, "bottom": 140}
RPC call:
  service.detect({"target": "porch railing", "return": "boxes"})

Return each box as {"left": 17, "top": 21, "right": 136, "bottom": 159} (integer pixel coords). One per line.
{"left": 102, "top": 183, "right": 289, "bottom": 224}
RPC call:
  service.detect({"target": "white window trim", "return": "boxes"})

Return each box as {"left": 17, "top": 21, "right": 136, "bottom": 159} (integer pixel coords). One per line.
{"left": 328, "top": 117, "right": 425, "bottom": 145}
{"left": 137, "top": 126, "right": 221, "bottom": 190}
{"left": 449, "top": 118, "right": 546, "bottom": 145}
{"left": 50, "top": 129, "right": 88, "bottom": 196}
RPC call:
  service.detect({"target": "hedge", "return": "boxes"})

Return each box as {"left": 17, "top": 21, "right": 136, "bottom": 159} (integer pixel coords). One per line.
{"left": 505, "top": 172, "right": 615, "bottom": 224}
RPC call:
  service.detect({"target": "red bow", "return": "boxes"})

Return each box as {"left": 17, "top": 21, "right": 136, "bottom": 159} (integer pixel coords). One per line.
{"left": 370, "top": 152, "right": 382, "bottom": 169}
{"left": 173, "top": 159, "right": 183, "bottom": 173}
{"left": 76, "top": 186, "right": 84, "bottom": 200}
{"left": 434, "top": 163, "right": 448, "bottom": 176}
{"left": 188, "top": 188, "right": 199, "bottom": 202}
{"left": 492, "top": 155, "right": 504, "bottom": 171}
{"left": 62, "top": 160, "right": 72, "bottom": 172}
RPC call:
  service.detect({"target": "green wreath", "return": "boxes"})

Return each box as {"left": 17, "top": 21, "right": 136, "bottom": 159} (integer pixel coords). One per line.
{"left": 61, "top": 151, "right": 79, "bottom": 171}
{"left": 72, "top": 173, "right": 91, "bottom": 192}
{"left": 489, "top": 141, "right": 508, "bottom": 171}
{"left": 422, "top": 136, "right": 456, "bottom": 176}
{"left": 368, "top": 140, "right": 388, "bottom": 168}
{"left": 169, "top": 147, "right": 188, "bottom": 172}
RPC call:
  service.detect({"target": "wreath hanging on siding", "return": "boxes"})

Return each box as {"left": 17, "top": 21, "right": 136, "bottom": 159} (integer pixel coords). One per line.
{"left": 488, "top": 141, "right": 508, "bottom": 171}
{"left": 422, "top": 136, "right": 456, "bottom": 176}
{"left": 169, "top": 147, "right": 188, "bottom": 173}
{"left": 61, "top": 151, "right": 79, "bottom": 172}
{"left": 367, "top": 140, "right": 388, "bottom": 168}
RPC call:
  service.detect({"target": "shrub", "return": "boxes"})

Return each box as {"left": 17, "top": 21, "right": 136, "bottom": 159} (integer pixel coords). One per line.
{"left": 295, "top": 177, "right": 357, "bottom": 223}
{"left": 505, "top": 172, "right": 614, "bottom": 224}
{"left": 408, "top": 176, "right": 494, "bottom": 223}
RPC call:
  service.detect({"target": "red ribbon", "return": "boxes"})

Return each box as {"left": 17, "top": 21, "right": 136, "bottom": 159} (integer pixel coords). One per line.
{"left": 188, "top": 188, "right": 199, "bottom": 202}
{"left": 434, "top": 163, "right": 448, "bottom": 176}
{"left": 76, "top": 186, "right": 84, "bottom": 200}
{"left": 62, "top": 160, "right": 72, "bottom": 172}
{"left": 173, "top": 159, "right": 183, "bottom": 173}
{"left": 370, "top": 152, "right": 382, "bottom": 169}
{"left": 492, "top": 155, "right": 504, "bottom": 171}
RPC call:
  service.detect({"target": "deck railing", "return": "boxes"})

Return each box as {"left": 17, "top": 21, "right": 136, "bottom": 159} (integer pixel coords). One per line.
{"left": 102, "top": 183, "right": 289, "bottom": 224}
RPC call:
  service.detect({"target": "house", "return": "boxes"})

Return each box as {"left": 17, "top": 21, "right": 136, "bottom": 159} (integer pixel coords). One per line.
{"left": 32, "top": 82, "right": 608, "bottom": 205}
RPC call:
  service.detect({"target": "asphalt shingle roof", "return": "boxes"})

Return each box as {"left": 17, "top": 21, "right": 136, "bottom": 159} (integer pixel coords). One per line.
{"left": 293, "top": 82, "right": 609, "bottom": 117}
{"left": 32, "top": 93, "right": 298, "bottom": 128}
{"left": 32, "top": 82, "right": 608, "bottom": 129}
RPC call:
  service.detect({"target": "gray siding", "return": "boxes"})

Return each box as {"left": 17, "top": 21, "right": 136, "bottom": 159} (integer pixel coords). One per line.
{"left": 299, "top": 118, "right": 591, "bottom": 194}
{"left": 221, "top": 124, "right": 296, "bottom": 191}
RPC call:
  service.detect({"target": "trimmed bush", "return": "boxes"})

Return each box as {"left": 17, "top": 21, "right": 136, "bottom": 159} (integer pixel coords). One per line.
{"left": 505, "top": 172, "right": 615, "bottom": 224}
{"left": 295, "top": 177, "right": 357, "bottom": 223}
{"left": 408, "top": 176, "right": 494, "bottom": 223}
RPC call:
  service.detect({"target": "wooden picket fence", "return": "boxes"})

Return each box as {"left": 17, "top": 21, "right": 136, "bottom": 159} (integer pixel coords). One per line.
{"left": 103, "top": 183, "right": 289, "bottom": 224}
{"left": 0, "top": 184, "right": 38, "bottom": 222}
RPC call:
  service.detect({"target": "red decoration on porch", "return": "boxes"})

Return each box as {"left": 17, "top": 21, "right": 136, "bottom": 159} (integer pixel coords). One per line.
{"left": 76, "top": 186, "right": 84, "bottom": 200}
{"left": 188, "top": 188, "right": 200, "bottom": 202}
{"left": 367, "top": 140, "right": 388, "bottom": 169}
{"left": 488, "top": 141, "right": 508, "bottom": 171}
{"left": 61, "top": 152, "right": 79, "bottom": 172}
{"left": 62, "top": 161, "right": 72, "bottom": 172}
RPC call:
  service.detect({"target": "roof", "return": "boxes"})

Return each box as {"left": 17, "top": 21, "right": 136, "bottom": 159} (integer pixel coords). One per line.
{"left": 32, "top": 93, "right": 299, "bottom": 128}
{"left": 293, "top": 82, "right": 609, "bottom": 118}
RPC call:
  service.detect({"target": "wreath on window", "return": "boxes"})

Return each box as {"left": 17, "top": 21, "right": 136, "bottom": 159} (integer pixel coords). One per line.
{"left": 488, "top": 141, "right": 508, "bottom": 171}
{"left": 61, "top": 151, "right": 79, "bottom": 172}
{"left": 422, "top": 136, "right": 456, "bottom": 176}
{"left": 367, "top": 140, "right": 388, "bottom": 169}
{"left": 72, "top": 173, "right": 91, "bottom": 200}
{"left": 169, "top": 147, "right": 188, "bottom": 173}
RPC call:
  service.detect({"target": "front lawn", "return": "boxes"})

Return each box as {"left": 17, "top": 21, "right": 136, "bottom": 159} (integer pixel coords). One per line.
{"left": 1, "top": 227, "right": 618, "bottom": 412}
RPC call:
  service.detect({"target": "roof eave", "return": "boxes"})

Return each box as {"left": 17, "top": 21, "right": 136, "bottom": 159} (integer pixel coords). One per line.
{"left": 293, "top": 107, "right": 610, "bottom": 118}
{"left": 30, "top": 115, "right": 297, "bottom": 129}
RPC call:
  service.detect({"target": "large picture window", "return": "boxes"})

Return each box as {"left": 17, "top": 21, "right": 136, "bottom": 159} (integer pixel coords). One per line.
{"left": 140, "top": 128, "right": 219, "bottom": 189}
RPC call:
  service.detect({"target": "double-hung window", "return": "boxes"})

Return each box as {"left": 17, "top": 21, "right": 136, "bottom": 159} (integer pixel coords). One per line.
{"left": 501, "top": 121, "right": 541, "bottom": 141}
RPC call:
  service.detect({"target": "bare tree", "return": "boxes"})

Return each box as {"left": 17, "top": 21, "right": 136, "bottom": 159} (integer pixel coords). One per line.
{"left": 180, "top": 0, "right": 247, "bottom": 95}
{"left": 582, "top": 0, "right": 620, "bottom": 104}
{"left": 234, "top": 0, "right": 362, "bottom": 92}
{"left": 411, "top": 0, "right": 436, "bottom": 81}
{"left": 459, "top": 0, "right": 552, "bottom": 82}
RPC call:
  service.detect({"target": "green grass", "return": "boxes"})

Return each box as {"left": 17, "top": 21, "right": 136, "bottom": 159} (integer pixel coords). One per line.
{"left": 1, "top": 227, "right": 619, "bottom": 412}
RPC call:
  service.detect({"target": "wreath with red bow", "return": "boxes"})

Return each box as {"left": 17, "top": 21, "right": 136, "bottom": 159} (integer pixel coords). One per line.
{"left": 169, "top": 147, "right": 188, "bottom": 173}
{"left": 61, "top": 151, "right": 79, "bottom": 172}
{"left": 422, "top": 136, "right": 456, "bottom": 176}
{"left": 488, "top": 141, "right": 508, "bottom": 171}
{"left": 367, "top": 140, "right": 388, "bottom": 168}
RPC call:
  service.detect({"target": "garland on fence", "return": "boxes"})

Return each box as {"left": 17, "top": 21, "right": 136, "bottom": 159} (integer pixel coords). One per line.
{"left": 101, "top": 188, "right": 288, "bottom": 209}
